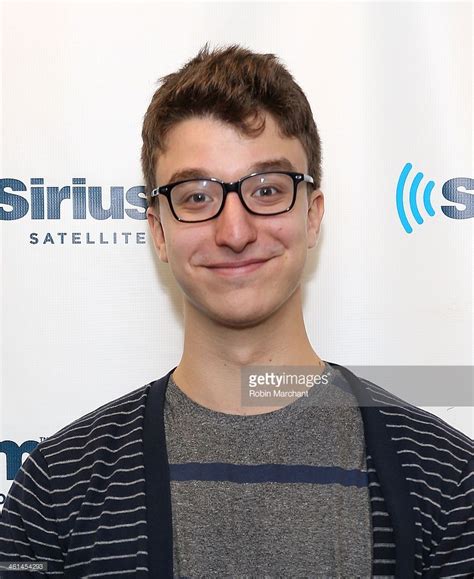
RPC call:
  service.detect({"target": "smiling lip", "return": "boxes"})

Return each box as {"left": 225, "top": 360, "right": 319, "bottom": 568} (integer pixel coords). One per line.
{"left": 205, "top": 258, "right": 271, "bottom": 276}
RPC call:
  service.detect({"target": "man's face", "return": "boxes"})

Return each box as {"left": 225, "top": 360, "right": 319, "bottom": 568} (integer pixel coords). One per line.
{"left": 147, "top": 113, "right": 324, "bottom": 328}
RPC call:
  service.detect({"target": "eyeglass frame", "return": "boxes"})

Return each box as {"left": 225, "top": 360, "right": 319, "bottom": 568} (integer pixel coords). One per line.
{"left": 150, "top": 170, "right": 315, "bottom": 223}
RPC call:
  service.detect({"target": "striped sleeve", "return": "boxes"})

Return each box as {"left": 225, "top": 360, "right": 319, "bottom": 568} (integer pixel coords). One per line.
{"left": 0, "top": 445, "right": 64, "bottom": 576}
{"left": 359, "top": 376, "right": 473, "bottom": 577}
{"left": 425, "top": 456, "right": 474, "bottom": 578}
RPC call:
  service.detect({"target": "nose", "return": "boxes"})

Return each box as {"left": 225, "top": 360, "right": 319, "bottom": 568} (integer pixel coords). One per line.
{"left": 213, "top": 191, "right": 258, "bottom": 252}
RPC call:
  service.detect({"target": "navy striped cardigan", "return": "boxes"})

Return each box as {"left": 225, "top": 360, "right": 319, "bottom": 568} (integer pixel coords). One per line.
{"left": 0, "top": 362, "right": 472, "bottom": 577}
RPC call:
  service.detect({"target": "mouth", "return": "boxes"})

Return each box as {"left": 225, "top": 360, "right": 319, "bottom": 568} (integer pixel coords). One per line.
{"left": 205, "top": 258, "right": 271, "bottom": 277}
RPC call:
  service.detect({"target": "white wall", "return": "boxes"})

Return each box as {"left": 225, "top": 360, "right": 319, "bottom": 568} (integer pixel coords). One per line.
{"left": 1, "top": 1, "right": 472, "bottom": 507}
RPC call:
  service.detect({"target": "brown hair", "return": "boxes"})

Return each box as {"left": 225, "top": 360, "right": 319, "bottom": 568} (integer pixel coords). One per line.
{"left": 141, "top": 43, "right": 322, "bottom": 208}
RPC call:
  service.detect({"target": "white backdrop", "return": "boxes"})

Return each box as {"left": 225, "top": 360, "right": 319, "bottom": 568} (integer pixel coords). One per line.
{"left": 1, "top": 1, "right": 473, "bottom": 508}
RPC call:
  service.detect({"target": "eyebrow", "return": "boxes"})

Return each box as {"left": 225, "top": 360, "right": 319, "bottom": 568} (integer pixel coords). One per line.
{"left": 166, "top": 157, "right": 298, "bottom": 185}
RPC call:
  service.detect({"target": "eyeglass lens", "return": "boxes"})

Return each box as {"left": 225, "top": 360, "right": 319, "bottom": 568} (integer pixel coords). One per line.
{"left": 170, "top": 173, "right": 294, "bottom": 221}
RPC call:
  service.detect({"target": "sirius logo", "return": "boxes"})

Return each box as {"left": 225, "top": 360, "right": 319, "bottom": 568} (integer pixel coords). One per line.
{"left": 0, "top": 439, "right": 39, "bottom": 481}
{"left": 396, "top": 163, "right": 474, "bottom": 233}
{"left": 0, "top": 178, "right": 147, "bottom": 220}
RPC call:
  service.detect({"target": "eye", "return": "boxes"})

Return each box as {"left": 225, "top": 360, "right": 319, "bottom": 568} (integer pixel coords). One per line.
{"left": 253, "top": 186, "right": 279, "bottom": 198}
{"left": 183, "top": 192, "right": 213, "bottom": 204}
{"left": 172, "top": 180, "right": 221, "bottom": 208}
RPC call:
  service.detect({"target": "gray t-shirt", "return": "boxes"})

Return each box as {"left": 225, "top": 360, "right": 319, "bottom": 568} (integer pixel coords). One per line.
{"left": 164, "top": 361, "right": 372, "bottom": 578}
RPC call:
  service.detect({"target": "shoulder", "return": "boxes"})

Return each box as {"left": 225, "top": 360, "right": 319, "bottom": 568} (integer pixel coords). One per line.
{"left": 359, "top": 375, "right": 472, "bottom": 464}
{"left": 358, "top": 374, "right": 472, "bottom": 529}
{"left": 36, "top": 383, "right": 151, "bottom": 474}
{"left": 1, "top": 384, "right": 154, "bottom": 570}
{"left": 359, "top": 375, "right": 474, "bottom": 573}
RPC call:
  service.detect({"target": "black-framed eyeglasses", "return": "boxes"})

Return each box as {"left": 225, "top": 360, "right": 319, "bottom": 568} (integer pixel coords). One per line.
{"left": 150, "top": 171, "right": 315, "bottom": 223}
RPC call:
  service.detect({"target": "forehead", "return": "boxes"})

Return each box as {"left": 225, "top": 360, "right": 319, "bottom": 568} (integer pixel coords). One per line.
{"left": 155, "top": 114, "right": 308, "bottom": 184}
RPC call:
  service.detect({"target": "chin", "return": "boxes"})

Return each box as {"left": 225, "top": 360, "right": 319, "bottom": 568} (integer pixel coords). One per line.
{"left": 214, "top": 310, "right": 273, "bottom": 329}
{"left": 197, "top": 294, "right": 288, "bottom": 329}
{"left": 181, "top": 276, "right": 301, "bottom": 327}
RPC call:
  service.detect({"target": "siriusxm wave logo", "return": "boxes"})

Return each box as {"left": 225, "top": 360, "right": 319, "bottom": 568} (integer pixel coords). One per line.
{"left": 396, "top": 163, "right": 473, "bottom": 233}
{"left": 0, "top": 178, "right": 146, "bottom": 220}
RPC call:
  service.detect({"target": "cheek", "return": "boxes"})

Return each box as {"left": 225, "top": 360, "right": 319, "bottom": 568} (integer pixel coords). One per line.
{"left": 164, "top": 233, "right": 204, "bottom": 279}
{"left": 165, "top": 246, "right": 197, "bottom": 301}
{"left": 166, "top": 243, "right": 190, "bottom": 275}
{"left": 279, "top": 221, "right": 310, "bottom": 273}
{"left": 273, "top": 218, "right": 307, "bottom": 250}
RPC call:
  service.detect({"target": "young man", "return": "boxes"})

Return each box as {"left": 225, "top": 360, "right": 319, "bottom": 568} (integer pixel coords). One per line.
{"left": 1, "top": 44, "right": 472, "bottom": 578}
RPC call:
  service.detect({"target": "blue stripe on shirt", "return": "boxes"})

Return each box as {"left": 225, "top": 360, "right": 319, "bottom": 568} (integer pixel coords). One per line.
{"left": 169, "top": 462, "right": 369, "bottom": 487}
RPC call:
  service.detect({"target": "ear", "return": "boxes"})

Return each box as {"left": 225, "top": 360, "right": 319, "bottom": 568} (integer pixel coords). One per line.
{"left": 307, "top": 189, "right": 324, "bottom": 249}
{"left": 147, "top": 205, "right": 168, "bottom": 263}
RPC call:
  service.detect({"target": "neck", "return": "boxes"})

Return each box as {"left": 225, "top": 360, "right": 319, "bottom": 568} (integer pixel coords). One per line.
{"left": 172, "top": 287, "right": 324, "bottom": 415}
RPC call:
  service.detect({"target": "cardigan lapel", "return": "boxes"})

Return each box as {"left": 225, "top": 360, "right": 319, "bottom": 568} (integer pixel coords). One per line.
{"left": 144, "top": 362, "right": 416, "bottom": 578}
{"left": 327, "top": 362, "right": 416, "bottom": 578}
{"left": 144, "top": 367, "right": 176, "bottom": 578}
